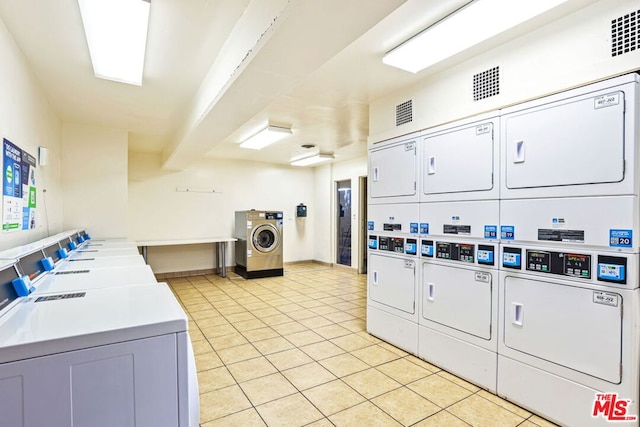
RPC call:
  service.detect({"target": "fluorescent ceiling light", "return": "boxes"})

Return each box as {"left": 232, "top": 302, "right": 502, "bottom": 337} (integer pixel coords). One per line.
{"left": 291, "top": 154, "right": 334, "bottom": 167}
{"left": 240, "top": 125, "right": 292, "bottom": 150}
{"left": 383, "top": 0, "right": 568, "bottom": 73}
{"left": 78, "top": 0, "right": 151, "bottom": 86}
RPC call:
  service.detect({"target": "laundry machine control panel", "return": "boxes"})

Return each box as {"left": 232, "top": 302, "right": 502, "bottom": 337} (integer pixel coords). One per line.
{"left": 502, "top": 246, "right": 628, "bottom": 285}
{"left": 370, "top": 236, "right": 418, "bottom": 255}
{"left": 420, "top": 240, "right": 495, "bottom": 266}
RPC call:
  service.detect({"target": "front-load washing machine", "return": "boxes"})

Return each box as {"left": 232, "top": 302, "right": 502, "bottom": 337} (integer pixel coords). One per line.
{"left": 234, "top": 210, "right": 283, "bottom": 279}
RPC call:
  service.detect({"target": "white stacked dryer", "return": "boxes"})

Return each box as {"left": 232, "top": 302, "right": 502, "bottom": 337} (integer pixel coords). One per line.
{"left": 367, "top": 132, "right": 421, "bottom": 354}
{"left": 418, "top": 113, "right": 501, "bottom": 391}
{"left": 497, "top": 74, "right": 640, "bottom": 426}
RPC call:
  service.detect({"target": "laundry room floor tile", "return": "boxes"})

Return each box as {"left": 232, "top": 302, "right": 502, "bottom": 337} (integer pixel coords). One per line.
{"left": 169, "top": 264, "right": 555, "bottom": 426}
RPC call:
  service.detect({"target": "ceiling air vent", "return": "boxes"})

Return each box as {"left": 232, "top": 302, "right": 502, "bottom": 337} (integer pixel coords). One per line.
{"left": 396, "top": 100, "right": 413, "bottom": 126}
{"left": 473, "top": 66, "right": 500, "bottom": 101}
{"left": 611, "top": 9, "right": 638, "bottom": 57}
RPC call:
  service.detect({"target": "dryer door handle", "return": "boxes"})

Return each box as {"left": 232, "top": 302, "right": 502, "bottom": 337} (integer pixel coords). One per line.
{"left": 372, "top": 271, "right": 378, "bottom": 285}
{"left": 512, "top": 302, "right": 524, "bottom": 326}
{"left": 426, "top": 283, "right": 435, "bottom": 301}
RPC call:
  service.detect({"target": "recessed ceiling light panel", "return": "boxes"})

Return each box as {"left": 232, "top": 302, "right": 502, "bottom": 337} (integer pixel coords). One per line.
{"left": 78, "top": 0, "right": 151, "bottom": 86}
{"left": 383, "top": 0, "right": 568, "bottom": 73}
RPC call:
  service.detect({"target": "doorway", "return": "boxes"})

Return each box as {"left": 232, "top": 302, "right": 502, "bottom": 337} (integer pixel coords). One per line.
{"left": 358, "top": 176, "right": 367, "bottom": 274}
{"left": 336, "top": 179, "right": 351, "bottom": 266}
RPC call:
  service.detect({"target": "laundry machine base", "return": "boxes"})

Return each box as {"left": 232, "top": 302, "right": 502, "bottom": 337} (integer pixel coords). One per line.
{"left": 367, "top": 305, "right": 418, "bottom": 355}
{"left": 418, "top": 326, "right": 497, "bottom": 393}
{"left": 497, "top": 355, "right": 638, "bottom": 427}
{"left": 234, "top": 264, "right": 283, "bottom": 279}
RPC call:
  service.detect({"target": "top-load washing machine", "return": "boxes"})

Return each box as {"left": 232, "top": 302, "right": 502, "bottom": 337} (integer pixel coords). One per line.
{"left": 234, "top": 210, "right": 284, "bottom": 279}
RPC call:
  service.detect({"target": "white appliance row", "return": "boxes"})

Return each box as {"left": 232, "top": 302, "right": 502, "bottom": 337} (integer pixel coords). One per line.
{"left": 367, "top": 73, "right": 640, "bottom": 427}
{"left": 369, "top": 73, "right": 640, "bottom": 251}
{"left": 0, "top": 230, "right": 200, "bottom": 427}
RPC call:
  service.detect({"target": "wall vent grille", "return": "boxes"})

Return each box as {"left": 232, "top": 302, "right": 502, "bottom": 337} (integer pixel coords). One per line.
{"left": 396, "top": 100, "right": 413, "bottom": 126}
{"left": 612, "top": 9, "right": 638, "bottom": 57}
{"left": 473, "top": 66, "right": 500, "bottom": 101}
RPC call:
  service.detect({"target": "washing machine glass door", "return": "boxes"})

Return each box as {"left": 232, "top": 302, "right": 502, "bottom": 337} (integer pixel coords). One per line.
{"left": 252, "top": 224, "right": 279, "bottom": 253}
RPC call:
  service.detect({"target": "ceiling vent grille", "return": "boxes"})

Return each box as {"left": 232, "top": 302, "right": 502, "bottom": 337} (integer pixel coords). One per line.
{"left": 396, "top": 100, "right": 413, "bottom": 126}
{"left": 473, "top": 66, "right": 500, "bottom": 101}
{"left": 611, "top": 9, "right": 638, "bottom": 57}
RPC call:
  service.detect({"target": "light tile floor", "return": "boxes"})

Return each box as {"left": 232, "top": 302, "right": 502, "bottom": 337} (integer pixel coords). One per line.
{"left": 167, "top": 263, "right": 557, "bottom": 427}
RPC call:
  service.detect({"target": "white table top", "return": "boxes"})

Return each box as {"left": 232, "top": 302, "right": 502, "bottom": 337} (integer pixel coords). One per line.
{"left": 136, "top": 237, "right": 237, "bottom": 246}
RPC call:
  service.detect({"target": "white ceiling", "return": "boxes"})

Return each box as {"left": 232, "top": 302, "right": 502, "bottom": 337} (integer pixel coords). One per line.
{"left": 0, "top": 0, "right": 596, "bottom": 169}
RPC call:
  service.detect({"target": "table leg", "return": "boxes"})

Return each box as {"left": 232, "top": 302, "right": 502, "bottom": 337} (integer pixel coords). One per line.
{"left": 214, "top": 243, "right": 220, "bottom": 275}
{"left": 142, "top": 246, "right": 148, "bottom": 263}
{"left": 221, "top": 242, "right": 227, "bottom": 278}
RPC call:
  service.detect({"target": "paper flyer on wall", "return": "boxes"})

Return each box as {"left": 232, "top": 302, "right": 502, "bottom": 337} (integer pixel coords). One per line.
{"left": 3, "top": 138, "right": 36, "bottom": 233}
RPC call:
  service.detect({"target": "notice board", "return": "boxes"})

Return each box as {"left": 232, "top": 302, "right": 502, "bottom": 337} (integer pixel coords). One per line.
{"left": 3, "top": 138, "right": 36, "bottom": 232}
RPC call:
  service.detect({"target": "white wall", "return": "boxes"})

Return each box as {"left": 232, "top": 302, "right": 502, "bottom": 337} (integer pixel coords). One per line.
{"left": 370, "top": 0, "right": 640, "bottom": 141}
{"left": 312, "top": 157, "right": 367, "bottom": 269}
{"left": 61, "top": 123, "right": 128, "bottom": 238}
{"left": 0, "top": 18, "right": 62, "bottom": 250}
{"left": 128, "top": 153, "right": 315, "bottom": 273}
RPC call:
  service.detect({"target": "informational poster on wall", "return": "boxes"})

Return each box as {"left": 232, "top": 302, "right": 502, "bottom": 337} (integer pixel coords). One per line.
{"left": 3, "top": 138, "right": 36, "bottom": 233}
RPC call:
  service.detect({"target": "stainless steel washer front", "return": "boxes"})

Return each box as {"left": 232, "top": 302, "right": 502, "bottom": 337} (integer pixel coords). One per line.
{"left": 234, "top": 210, "right": 283, "bottom": 278}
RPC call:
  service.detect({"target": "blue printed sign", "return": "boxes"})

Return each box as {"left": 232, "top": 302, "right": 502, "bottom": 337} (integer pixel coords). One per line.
{"left": 484, "top": 225, "right": 497, "bottom": 239}
{"left": 420, "top": 223, "right": 429, "bottom": 234}
{"left": 501, "top": 225, "right": 515, "bottom": 240}
{"left": 367, "top": 221, "right": 374, "bottom": 231}
{"left": 410, "top": 222, "right": 419, "bottom": 234}
{"left": 609, "top": 229, "right": 632, "bottom": 248}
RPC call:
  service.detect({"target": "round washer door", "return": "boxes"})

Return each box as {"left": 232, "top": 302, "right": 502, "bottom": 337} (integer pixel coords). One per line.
{"left": 252, "top": 223, "right": 280, "bottom": 253}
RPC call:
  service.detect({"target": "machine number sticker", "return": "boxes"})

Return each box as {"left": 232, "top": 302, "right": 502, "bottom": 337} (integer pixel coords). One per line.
{"left": 594, "top": 92, "right": 620, "bottom": 109}
{"left": 593, "top": 291, "right": 619, "bottom": 307}
{"left": 404, "top": 260, "right": 415, "bottom": 269}
{"left": 501, "top": 225, "right": 515, "bottom": 240}
{"left": 420, "top": 223, "right": 429, "bottom": 234}
{"left": 610, "top": 229, "right": 632, "bottom": 248}
{"left": 484, "top": 225, "right": 497, "bottom": 239}
{"left": 367, "top": 221, "right": 374, "bottom": 231}
{"left": 475, "top": 123, "right": 492, "bottom": 135}
{"left": 405, "top": 142, "right": 415, "bottom": 151}
{"left": 475, "top": 272, "right": 490, "bottom": 283}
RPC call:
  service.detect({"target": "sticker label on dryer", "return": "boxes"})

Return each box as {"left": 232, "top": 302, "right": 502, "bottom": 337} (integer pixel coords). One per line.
{"left": 420, "top": 223, "right": 429, "bottom": 234}
{"left": 538, "top": 229, "right": 584, "bottom": 243}
{"left": 594, "top": 92, "right": 620, "bottom": 109}
{"left": 405, "top": 142, "right": 415, "bottom": 151}
{"left": 410, "top": 223, "right": 419, "bottom": 234}
{"left": 367, "top": 221, "right": 374, "bottom": 231}
{"left": 475, "top": 123, "right": 492, "bottom": 135}
{"left": 443, "top": 224, "right": 471, "bottom": 235}
{"left": 484, "top": 225, "right": 497, "bottom": 239}
{"left": 501, "top": 226, "right": 515, "bottom": 240}
{"left": 475, "top": 272, "right": 490, "bottom": 283}
{"left": 592, "top": 291, "right": 619, "bottom": 307}
{"left": 609, "top": 229, "right": 632, "bottom": 248}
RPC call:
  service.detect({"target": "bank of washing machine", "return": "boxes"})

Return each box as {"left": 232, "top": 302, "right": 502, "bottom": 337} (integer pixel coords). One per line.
{"left": 496, "top": 74, "right": 640, "bottom": 426}
{"left": 0, "top": 259, "right": 199, "bottom": 427}
{"left": 234, "top": 210, "right": 284, "bottom": 279}
{"left": 418, "top": 113, "right": 501, "bottom": 391}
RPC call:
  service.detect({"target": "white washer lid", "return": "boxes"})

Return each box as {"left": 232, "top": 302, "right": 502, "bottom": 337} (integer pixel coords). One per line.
{"left": 32, "top": 264, "right": 157, "bottom": 294}
{"left": 56, "top": 255, "right": 145, "bottom": 270}
{"left": 0, "top": 283, "right": 187, "bottom": 363}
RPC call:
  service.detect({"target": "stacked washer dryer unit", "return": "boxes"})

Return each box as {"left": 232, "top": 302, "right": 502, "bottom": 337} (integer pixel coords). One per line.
{"left": 234, "top": 210, "right": 284, "bottom": 279}
{"left": 497, "top": 74, "right": 640, "bottom": 426}
{"left": 418, "top": 113, "right": 501, "bottom": 391}
{"left": 367, "top": 132, "right": 421, "bottom": 354}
